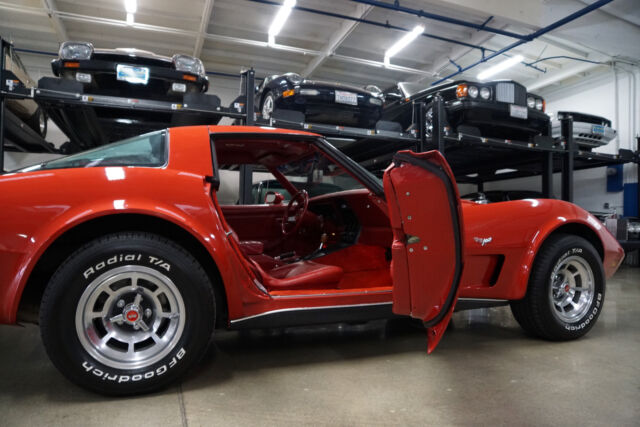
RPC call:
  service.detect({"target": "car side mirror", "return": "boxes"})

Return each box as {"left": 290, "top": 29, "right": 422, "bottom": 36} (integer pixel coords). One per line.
{"left": 265, "top": 191, "right": 284, "bottom": 205}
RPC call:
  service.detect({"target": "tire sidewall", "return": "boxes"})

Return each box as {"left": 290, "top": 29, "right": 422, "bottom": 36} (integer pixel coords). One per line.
{"left": 537, "top": 237, "right": 605, "bottom": 338}
{"left": 41, "top": 235, "right": 214, "bottom": 395}
{"left": 262, "top": 92, "right": 275, "bottom": 119}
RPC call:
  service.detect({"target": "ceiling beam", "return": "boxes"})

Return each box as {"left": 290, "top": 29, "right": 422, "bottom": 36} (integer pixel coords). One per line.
{"left": 41, "top": 0, "right": 68, "bottom": 43}
{"left": 526, "top": 61, "right": 605, "bottom": 91}
{"left": 300, "top": 3, "right": 373, "bottom": 78}
{"left": 193, "top": 0, "right": 215, "bottom": 57}
{"left": 411, "top": 26, "right": 504, "bottom": 83}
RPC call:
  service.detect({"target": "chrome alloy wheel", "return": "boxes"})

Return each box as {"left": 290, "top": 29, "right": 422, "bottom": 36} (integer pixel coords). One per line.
{"left": 549, "top": 255, "right": 595, "bottom": 323}
{"left": 75, "top": 265, "right": 186, "bottom": 370}
{"left": 262, "top": 94, "right": 274, "bottom": 120}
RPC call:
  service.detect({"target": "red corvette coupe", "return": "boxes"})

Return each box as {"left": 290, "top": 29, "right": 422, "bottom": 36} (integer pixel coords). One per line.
{"left": 0, "top": 126, "right": 624, "bottom": 395}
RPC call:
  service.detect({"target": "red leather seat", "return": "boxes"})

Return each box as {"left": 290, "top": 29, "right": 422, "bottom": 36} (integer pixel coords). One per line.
{"left": 228, "top": 230, "right": 343, "bottom": 290}
{"left": 238, "top": 240, "right": 264, "bottom": 256}
{"left": 263, "top": 261, "right": 343, "bottom": 290}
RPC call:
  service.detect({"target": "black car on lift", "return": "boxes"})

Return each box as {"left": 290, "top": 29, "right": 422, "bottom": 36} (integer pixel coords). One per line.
{"left": 255, "top": 72, "right": 385, "bottom": 128}
{"left": 51, "top": 41, "right": 209, "bottom": 102}
{"left": 382, "top": 80, "right": 551, "bottom": 142}
{"left": 44, "top": 41, "right": 221, "bottom": 153}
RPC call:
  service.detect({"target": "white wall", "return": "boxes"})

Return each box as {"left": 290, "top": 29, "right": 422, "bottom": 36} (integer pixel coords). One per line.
{"left": 484, "top": 66, "right": 639, "bottom": 213}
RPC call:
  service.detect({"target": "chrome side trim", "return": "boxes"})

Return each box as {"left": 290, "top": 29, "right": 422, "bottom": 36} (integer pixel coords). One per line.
{"left": 271, "top": 289, "right": 392, "bottom": 299}
{"left": 457, "top": 298, "right": 509, "bottom": 303}
{"left": 230, "top": 301, "right": 393, "bottom": 325}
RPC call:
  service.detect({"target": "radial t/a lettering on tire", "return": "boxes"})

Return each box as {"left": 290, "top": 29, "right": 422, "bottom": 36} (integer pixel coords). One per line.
{"left": 39, "top": 232, "right": 215, "bottom": 395}
{"left": 510, "top": 233, "right": 605, "bottom": 341}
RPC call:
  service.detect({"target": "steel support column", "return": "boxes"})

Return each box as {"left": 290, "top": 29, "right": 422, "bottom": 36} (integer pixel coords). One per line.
{"left": 239, "top": 68, "right": 255, "bottom": 205}
{"left": 432, "top": 94, "right": 445, "bottom": 153}
{"left": 417, "top": 102, "right": 426, "bottom": 152}
{"left": 542, "top": 151, "right": 554, "bottom": 198}
{"left": 561, "top": 116, "right": 574, "bottom": 202}
{"left": 0, "top": 39, "right": 6, "bottom": 174}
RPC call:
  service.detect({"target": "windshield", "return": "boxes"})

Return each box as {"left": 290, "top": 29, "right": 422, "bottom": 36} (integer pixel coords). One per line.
{"left": 17, "top": 130, "right": 167, "bottom": 172}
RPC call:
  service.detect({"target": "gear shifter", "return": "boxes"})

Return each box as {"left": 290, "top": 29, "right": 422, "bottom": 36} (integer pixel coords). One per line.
{"left": 305, "top": 233, "right": 328, "bottom": 260}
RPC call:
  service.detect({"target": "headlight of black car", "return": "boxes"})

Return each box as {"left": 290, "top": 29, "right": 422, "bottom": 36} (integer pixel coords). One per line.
{"left": 527, "top": 96, "right": 535, "bottom": 108}
{"left": 364, "top": 84, "right": 382, "bottom": 96}
{"left": 285, "top": 72, "right": 303, "bottom": 85}
{"left": 59, "top": 41, "right": 94, "bottom": 60}
{"left": 172, "top": 54, "right": 206, "bottom": 76}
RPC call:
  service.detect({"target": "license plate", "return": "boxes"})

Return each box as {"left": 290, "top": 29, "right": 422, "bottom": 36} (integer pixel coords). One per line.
{"left": 116, "top": 64, "right": 149, "bottom": 85}
{"left": 592, "top": 124, "right": 605, "bottom": 135}
{"left": 509, "top": 104, "right": 528, "bottom": 119}
{"left": 335, "top": 90, "right": 358, "bottom": 106}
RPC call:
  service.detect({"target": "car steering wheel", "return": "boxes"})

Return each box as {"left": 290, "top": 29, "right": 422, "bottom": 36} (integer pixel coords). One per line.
{"left": 281, "top": 190, "right": 309, "bottom": 236}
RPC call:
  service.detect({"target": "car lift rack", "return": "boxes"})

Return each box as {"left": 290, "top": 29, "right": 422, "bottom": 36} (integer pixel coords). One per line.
{"left": 1, "top": 36, "right": 638, "bottom": 246}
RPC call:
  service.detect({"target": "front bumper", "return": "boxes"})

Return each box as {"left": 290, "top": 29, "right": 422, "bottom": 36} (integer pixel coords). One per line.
{"left": 273, "top": 84, "right": 383, "bottom": 126}
{"left": 51, "top": 59, "right": 208, "bottom": 101}
{"left": 446, "top": 99, "right": 550, "bottom": 137}
{"left": 551, "top": 121, "right": 617, "bottom": 148}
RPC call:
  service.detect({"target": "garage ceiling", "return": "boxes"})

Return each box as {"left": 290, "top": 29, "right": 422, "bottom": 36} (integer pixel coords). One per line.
{"left": 1, "top": 0, "right": 639, "bottom": 92}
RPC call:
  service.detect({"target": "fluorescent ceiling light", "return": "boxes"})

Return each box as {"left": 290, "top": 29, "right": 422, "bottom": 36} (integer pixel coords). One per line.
{"left": 126, "top": 12, "right": 134, "bottom": 25}
{"left": 124, "top": 0, "right": 137, "bottom": 14}
{"left": 477, "top": 55, "right": 524, "bottom": 80}
{"left": 268, "top": 0, "right": 296, "bottom": 46}
{"left": 384, "top": 25, "right": 424, "bottom": 66}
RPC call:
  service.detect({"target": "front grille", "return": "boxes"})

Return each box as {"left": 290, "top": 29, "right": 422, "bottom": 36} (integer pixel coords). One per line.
{"left": 495, "top": 82, "right": 526, "bottom": 106}
{"left": 495, "top": 83, "right": 514, "bottom": 103}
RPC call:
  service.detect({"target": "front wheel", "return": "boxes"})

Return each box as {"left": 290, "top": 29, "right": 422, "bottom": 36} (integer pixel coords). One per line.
{"left": 40, "top": 232, "right": 215, "bottom": 395}
{"left": 28, "top": 107, "right": 47, "bottom": 138}
{"left": 510, "top": 234, "right": 605, "bottom": 341}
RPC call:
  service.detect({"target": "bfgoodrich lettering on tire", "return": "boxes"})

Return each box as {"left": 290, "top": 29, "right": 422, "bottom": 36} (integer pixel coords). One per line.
{"left": 40, "top": 232, "right": 215, "bottom": 395}
{"left": 510, "top": 233, "right": 605, "bottom": 341}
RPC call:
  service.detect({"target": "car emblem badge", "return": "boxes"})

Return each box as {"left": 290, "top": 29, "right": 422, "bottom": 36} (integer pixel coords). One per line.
{"left": 126, "top": 311, "right": 139, "bottom": 322}
{"left": 474, "top": 237, "right": 492, "bottom": 246}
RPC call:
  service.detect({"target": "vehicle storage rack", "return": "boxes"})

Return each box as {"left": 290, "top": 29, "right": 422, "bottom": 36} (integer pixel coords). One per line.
{"left": 1, "top": 37, "right": 638, "bottom": 221}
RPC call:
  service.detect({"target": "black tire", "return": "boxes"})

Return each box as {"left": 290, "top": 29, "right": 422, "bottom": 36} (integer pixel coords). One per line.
{"left": 27, "top": 107, "right": 47, "bottom": 138}
{"left": 261, "top": 91, "right": 275, "bottom": 120}
{"left": 510, "top": 234, "right": 605, "bottom": 341}
{"left": 40, "top": 232, "right": 215, "bottom": 395}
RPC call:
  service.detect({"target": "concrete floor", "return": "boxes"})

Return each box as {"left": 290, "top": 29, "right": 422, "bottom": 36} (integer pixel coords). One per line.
{"left": 1, "top": 267, "right": 639, "bottom": 427}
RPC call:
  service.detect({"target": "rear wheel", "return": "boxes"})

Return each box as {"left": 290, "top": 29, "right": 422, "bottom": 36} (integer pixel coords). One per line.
{"left": 510, "top": 234, "right": 605, "bottom": 341}
{"left": 261, "top": 92, "right": 275, "bottom": 120}
{"left": 40, "top": 232, "right": 215, "bottom": 395}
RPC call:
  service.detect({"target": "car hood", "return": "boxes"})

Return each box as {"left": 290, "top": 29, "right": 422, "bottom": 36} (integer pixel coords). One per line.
{"left": 93, "top": 48, "right": 172, "bottom": 63}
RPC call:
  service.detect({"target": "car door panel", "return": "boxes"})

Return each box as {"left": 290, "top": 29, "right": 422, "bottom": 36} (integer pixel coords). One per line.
{"left": 383, "top": 150, "right": 464, "bottom": 352}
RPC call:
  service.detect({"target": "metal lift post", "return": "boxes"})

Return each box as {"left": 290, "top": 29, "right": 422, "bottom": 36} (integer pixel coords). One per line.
{"left": 238, "top": 68, "right": 255, "bottom": 205}
{"left": 0, "top": 39, "right": 6, "bottom": 174}
{"left": 561, "top": 115, "right": 575, "bottom": 202}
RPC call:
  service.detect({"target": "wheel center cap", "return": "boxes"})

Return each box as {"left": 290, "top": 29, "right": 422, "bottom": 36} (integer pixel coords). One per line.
{"left": 122, "top": 304, "right": 141, "bottom": 324}
{"left": 564, "top": 284, "right": 570, "bottom": 293}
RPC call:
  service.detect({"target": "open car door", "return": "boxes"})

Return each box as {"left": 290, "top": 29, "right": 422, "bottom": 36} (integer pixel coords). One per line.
{"left": 383, "top": 150, "right": 464, "bottom": 353}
